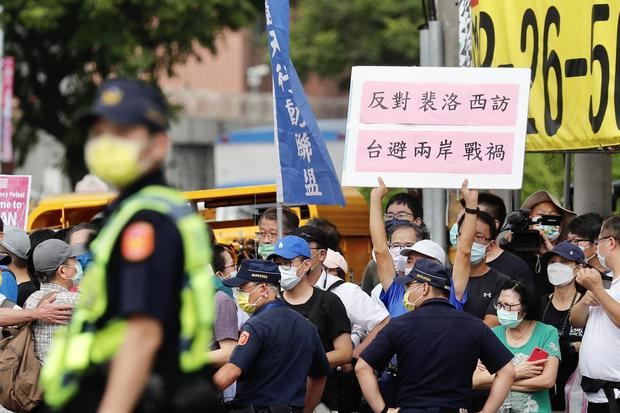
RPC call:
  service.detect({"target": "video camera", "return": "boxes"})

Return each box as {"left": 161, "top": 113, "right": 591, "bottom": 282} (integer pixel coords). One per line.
{"left": 500, "top": 209, "right": 562, "bottom": 252}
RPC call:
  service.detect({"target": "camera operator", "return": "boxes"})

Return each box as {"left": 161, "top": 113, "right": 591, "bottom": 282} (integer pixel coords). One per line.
{"left": 500, "top": 190, "right": 576, "bottom": 296}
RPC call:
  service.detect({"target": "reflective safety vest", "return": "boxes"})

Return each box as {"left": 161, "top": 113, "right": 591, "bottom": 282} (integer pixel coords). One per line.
{"left": 41, "top": 185, "right": 214, "bottom": 408}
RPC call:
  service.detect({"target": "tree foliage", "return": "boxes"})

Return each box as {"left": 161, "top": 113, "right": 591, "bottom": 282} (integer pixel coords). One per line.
{"left": 290, "top": 0, "right": 425, "bottom": 83}
{"left": 2, "top": 0, "right": 260, "bottom": 184}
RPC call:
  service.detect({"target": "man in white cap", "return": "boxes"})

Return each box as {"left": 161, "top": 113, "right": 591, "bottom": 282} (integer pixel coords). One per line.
{"left": 26, "top": 239, "right": 82, "bottom": 363}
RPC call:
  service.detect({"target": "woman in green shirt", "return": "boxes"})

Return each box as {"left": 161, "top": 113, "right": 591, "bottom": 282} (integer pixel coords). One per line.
{"left": 474, "top": 280, "right": 561, "bottom": 412}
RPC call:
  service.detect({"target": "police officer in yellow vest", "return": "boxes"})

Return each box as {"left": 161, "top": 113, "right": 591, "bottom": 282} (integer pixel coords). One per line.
{"left": 40, "top": 79, "right": 217, "bottom": 413}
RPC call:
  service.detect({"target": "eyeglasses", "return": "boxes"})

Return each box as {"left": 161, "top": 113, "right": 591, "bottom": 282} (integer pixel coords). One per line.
{"left": 494, "top": 301, "right": 522, "bottom": 311}
{"left": 389, "top": 243, "right": 415, "bottom": 250}
{"left": 255, "top": 231, "right": 279, "bottom": 241}
{"left": 594, "top": 236, "right": 617, "bottom": 246}
{"left": 567, "top": 238, "right": 593, "bottom": 245}
{"left": 275, "top": 257, "right": 303, "bottom": 270}
{"left": 384, "top": 211, "right": 415, "bottom": 221}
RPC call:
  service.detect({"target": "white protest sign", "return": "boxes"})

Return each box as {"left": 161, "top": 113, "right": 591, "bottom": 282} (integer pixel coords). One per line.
{"left": 0, "top": 175, "right": 31, "bottom": 230}
{"left": 342, "top": 66, "right": 531, "bottom": 189}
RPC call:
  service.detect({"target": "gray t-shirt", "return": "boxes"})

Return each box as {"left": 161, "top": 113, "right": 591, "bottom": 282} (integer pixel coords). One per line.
{"left": 212, "top": 291, "right": 239, "bottom": 350}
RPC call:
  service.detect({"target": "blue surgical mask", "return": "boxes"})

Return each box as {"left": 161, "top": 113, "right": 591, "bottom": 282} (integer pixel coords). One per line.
{"left": 449, "top": 223, "right": 459, "bottom": 246}
{"left": 497, "top": 308, "right": 523, "bottom": 328}
{"left": 470, "top": 242, "right": 489, "bottom": 264}
{"left": 76, "top": 252, "right": 93, "bottom": 272}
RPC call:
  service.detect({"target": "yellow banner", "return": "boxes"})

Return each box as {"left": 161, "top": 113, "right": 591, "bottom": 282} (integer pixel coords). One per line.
{"left": 472, "top": 0, "right": 620, "bottom": 151}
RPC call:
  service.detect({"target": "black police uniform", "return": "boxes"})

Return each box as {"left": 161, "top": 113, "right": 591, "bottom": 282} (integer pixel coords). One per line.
{"left": 58, "top": 170, "right": 218, "bottom": 413}
{"left": 229, "top": 300, "right": 331, "bottom": 412}
{"left": 221, "top": 259, "right": 331, "bottom": 413}
{"left": 360, "top": 260, "right": 514, "bottom": 413}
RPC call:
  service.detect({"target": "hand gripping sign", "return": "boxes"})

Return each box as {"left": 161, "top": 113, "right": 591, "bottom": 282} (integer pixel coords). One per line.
{"left": 342, "top": 66, "right": 531, "bottom": 189}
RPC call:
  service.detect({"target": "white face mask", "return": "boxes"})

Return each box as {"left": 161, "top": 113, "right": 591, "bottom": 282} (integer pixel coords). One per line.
{"left": 279, "top": 265, "right": 304, "bottom": 291}
{"left": 547, "top": 262, "right": 576, "bottom": 286}
{"left": 389, "top": 246, "right": 407, "bottom": 274}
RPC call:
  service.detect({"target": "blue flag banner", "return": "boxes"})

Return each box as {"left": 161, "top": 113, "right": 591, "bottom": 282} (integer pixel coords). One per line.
{"left": 265, "top": 0, "right": 345, "bottom": 206}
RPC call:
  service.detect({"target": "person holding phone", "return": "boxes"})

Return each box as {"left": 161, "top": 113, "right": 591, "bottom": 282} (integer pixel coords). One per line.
{"left": 474, "top": 280, "right": 561, "bottom": 412}
{"left": 540, "top": 241, "right": 586, "bottom": 411}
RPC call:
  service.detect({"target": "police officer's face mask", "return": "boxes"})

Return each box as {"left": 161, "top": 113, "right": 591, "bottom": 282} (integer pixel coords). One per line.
{"left": 236, "top": 284, "right": 265, "bottom": 313}
{"left": 403, "top": 283, "right": 425, "bottom": 312}
{"left": 85, "top": 134, "right": 152, "bottom": 188}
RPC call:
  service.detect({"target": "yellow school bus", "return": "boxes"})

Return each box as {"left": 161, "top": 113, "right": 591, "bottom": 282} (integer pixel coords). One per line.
{"left": 28, "top": 185, "right": 371, "bottom": 283}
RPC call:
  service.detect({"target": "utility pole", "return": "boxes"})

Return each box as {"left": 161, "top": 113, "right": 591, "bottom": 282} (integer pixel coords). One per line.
{"left": 419, "top": 0, "right": 461, "bottom": 248}
{"left": 420, "top": 0, "right": 448, "bottom": 248}
{"left": 574, "top": 153, "right": 612, "bottom": 217}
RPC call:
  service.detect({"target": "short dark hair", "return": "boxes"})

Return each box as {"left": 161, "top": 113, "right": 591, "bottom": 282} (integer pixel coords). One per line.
{"left": 500, "top": 279, "right": 541, "bottom": 321}
{"left": 259, "top": 206, "right": 300, "bottom": 234}
{"left": 36, "top": 269, "right": 58, "bottom": 284}
{"left": 27, "top": 229, "right": 57, "bottom": 284}
{"left": 602, "top": 215, "right": 620, "bottom": 240}
{"left": 292, "top": 225, "right": 329, "bottom": 250}
{"left": 386, "top": 192, "right": 424, "bottom": 220}
{"left": 457, "top": 210, "right": 499, "bottom": 241}
{"left": 478, "top": 193, "right": 507, "bottom": 227}
{"left": 306, "top": 218, "right": 341, "bottom": 252}
{"left": 568, "top": 213, "right": 603, "bottom": 242}
{"left": 54, "top": 227, "right": 73, "bottom": 242}
{"left": 65, "top": 223, "right": 99, "bottom": 244}
{"left": 212, "top": 244, "right": 229, "bottom": 273}
{"left": 388, "top": 222, "right": 424, "bottom": 242}
{"left": 0, "top": 216, "right": 3, "bottom": 233}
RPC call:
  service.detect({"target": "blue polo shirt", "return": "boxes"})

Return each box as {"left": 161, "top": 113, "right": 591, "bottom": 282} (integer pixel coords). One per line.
{"left": 230, "top": 300, "right": 331, "bottom": 407}
{"left": 379, "top": 279, "right": 467, "bottom": 318}
{"left": 361, "top": 298, "right": 513, "bottom": 410}
{"left": 0, "top": 267, "right": 17, "bottom": 303}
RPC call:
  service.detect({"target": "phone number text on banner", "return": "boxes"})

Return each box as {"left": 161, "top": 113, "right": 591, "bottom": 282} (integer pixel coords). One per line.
{"left": 342, "top": 66, "right": 531, "bottom": 190}
{"left": 472, "top": 0, "right": 620, "bottom": 151}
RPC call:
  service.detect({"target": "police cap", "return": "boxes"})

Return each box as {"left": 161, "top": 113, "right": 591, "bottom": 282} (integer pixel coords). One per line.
{"left": 77, "top": 78, "right": 169, "bottom": 132}
{"left": 223, "top": 259, "right": 281, "bottom": 287}
{"left": 394, "top": 258, "right": 451, "bottom": 291}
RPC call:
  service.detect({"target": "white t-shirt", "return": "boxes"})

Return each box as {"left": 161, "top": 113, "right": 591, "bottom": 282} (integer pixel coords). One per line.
{"left": 371, "top": 284, "right": 389, "bottom": 311}
{"left": 579, "top": 274, "right": 620, "bottom": 403}
{"left": 316, "top": 271, "right": 389, "bottom": 334}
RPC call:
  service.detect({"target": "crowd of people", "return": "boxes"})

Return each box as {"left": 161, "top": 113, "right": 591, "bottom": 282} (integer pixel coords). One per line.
{"left": 203, "top": 175, "right": 619, "bottom": 413}
{"left": 0, "top": 78, "right": 617, "bottom": 413}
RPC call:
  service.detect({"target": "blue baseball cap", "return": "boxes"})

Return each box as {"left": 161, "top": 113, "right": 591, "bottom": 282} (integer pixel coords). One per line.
{"left": 543, "top": 241, "right": 586, "bottom": 265}
{"left": 77, "top": 78, "right": 169, "bottom": 132}
{"left": 266, "top": 235, "right": 311, "bottom": 260}
{"left": 222, "top": 259, "right": 281, "bottom": 288}
{"left": 394, "top": 258, "right": 451, "bottom": 291}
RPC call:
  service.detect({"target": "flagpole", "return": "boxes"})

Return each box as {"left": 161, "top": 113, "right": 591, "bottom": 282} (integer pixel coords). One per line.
{"left": 271, "top": 75, "right": 285, "bottom": 239}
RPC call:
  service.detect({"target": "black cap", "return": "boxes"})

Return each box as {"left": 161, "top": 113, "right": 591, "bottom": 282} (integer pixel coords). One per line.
{"left": 291, "top": 225, "right": 329, "bottom": 250}
{"left": 0, "top": 254, "right": 10, "bottom": 266}
{"left": 222, "top": 259, "right": 281, "bottom": 288}
{"left": 76, "top": 78, "right": 169, "bottom": 132}
{"left": 394, "top": 259, "right": 451, "bottom": 291}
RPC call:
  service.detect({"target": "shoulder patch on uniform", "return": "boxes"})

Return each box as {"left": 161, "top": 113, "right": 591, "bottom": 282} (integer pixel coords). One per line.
{"left": 238, "top": 331, "right": 250, "bottom": 346}
{"left": 121, "top": 221, "right": 155, "bottom": 262}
